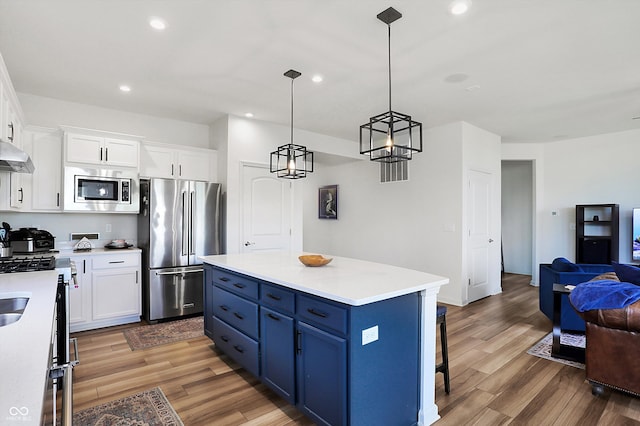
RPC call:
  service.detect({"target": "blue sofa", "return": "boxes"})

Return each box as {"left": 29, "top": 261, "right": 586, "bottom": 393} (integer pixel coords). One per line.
{"left": 539, "top": 259, "right": 614, "bottom": 332}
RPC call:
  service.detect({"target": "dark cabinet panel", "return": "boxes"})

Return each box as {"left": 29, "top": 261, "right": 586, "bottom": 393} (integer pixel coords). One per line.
{"left": 297, "top": 321, "right": 347, "bottom": 426}
{"left": 260, "top": 306, "right": 295, "bottom": 404}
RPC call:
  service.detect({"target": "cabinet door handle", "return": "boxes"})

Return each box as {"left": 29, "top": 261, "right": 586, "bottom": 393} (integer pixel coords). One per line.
{"left": 307, "top": 308, "right": 328, "bottom": 318}
{"left": 233, "top": 283, "right": 246, "bottom": 289}
{"left": 220, "top": 335, "right": 229, "bottom": 342}
{"left": 135, "top": 271, "right": 138, "bottom": 284}
{"left": 233, "top": 345, "right": 244, "bottom": 354}
{"left": 171, "top": 164, "right": 174, "bottom": 176}
{"left": 56, "top": 193, "right": 60, "bottom": 207}
{"left": 105, "top": 147, "right": 108, "bottom": 162}
{"left": 18, "top": 188, "right": 23, "bottom": 203}
{"left": 179, "top": 164, "right": 182, "bottom": 177}
{"left": 8, "top": 122, "right": 14, "bottom": 141}
{"left": 100, "top": 147, "right": 103, "bottom": 161}
{"left": 109, "top": 260, "right": 125, "bottom": 264}
{"left": 267, "top": 313, "right": 280, "bottom": 321}
{"left": 219, "top": 277, "right": 230, "bottom": 282}
{"left": 83, "top": 259, "right": 86, "bottom": 274}
{"left": 266, "top": 293, "right": 281, "bottom": 301}
{"left": 219, "top": 305, "right": 229, "bottom": 311}
{"left": 233, "top": 312, "right": 244, "bottom": 320}
{"left": 296, "top": 330, "right": 302, "bottom": 354}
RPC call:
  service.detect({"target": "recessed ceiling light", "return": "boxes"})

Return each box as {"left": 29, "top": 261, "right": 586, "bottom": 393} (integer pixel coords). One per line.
{"left": 119, "top": 85, "right": 131, "bottom": 92}
{"left": 311, "top": 75, "right": 323, "bottom": 83}
{"left": 245, "top": 112, "right": 254, "bottom": 118}
{"left": 149, "top": 17, "right": 166, "bottom": 30}
{"left": 449, "top": 0, "right": 471, "bottom": 15}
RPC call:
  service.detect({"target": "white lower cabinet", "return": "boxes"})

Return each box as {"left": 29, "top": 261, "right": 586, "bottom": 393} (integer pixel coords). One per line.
{"left": 69, "top": 251, "right": 142, "bottom": 332}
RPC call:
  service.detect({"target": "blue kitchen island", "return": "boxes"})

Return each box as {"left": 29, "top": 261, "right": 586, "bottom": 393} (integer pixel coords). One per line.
{"left": 200, "top": 252, "right": 448, "bottom": 426}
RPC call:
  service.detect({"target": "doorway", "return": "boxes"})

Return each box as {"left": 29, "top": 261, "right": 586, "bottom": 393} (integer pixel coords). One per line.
{"left": 501, "top": 160, "right": 534, "bottom": 275}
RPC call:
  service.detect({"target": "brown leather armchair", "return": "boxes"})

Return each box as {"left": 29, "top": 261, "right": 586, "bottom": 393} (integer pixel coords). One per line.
{"left": 576, "top": 299, "right": 640, "bottom": 396}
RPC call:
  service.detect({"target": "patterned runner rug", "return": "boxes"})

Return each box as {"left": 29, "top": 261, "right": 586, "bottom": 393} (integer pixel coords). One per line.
{"left": 73, "top": 387, "right": 183, "bottom": 425}
{"left": 124, "top": 316, "right": 204, "bottom": 351}
{"left": 527, "top": 332, "right": 585, "bottom": 369}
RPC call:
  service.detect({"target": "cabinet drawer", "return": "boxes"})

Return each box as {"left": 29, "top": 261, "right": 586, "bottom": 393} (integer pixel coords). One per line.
{"left": 92, "top": 253, "right": 139, "bottom": 269}
{"left": 213, "top": 286, "right": 259, "bottom": 339}
{"left": 298, "top": 295, "right": 348, "bottom": 335}
{"left": 261, "top": 283, "right": 295, "bottom": 314}
{"left": 213, "top": 317, "right": 259, "bottom": 377}
{"left": 211, "top": 268, "right": 259, "bottom": 300}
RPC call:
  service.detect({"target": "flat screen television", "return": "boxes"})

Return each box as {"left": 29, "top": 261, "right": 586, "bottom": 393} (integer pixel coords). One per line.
{"left": 634, "top": 208, "right": 640, "bottom": 261}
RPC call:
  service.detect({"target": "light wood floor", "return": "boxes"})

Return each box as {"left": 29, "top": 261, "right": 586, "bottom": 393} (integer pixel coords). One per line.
{"left": 70, "top": 274, "right": 640, "bottom": 425}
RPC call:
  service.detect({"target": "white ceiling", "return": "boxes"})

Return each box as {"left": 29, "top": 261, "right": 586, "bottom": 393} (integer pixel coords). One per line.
{"left": 1, "top": 0, "right": 639, "bottom": 144}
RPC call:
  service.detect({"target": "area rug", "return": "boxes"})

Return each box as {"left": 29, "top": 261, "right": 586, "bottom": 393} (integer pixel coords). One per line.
{"left": 527, "top": 332, "right": 585, "bottom": 369}
{"left": 124, "top": 316, "right": 204, "bottom": 351}
{"left": 73, "top": 387, "right": 183, "bottom": 425}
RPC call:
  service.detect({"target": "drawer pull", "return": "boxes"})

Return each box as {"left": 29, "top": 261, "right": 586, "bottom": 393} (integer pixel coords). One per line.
{"left": 307, "top": 308, "right": 328, "bottom": 318}
{"left": 219, "top": 277, "right": 230, "bottom": 282}
{"left": 267, "top": 313, "right": 280, "bottom": 321}
{"left": 233, "top": 345, "right": 244, "bottom": 353}
{"left": 233, "top": 312, "right": 244, "bottom": 320}
{"left": 219, "top": 305, "right": 229, "bottom": 311}
{"left": 220, "top": 335, "right": 229, "bottom": 342}
{"left": 109, "top": 260, "right": 125, "bottom": 264}
{"left": 266, "top": 293, "right": 281, "bottom": 301}
{"left": 233, "top": 282, "right": 246, "bottom": 289}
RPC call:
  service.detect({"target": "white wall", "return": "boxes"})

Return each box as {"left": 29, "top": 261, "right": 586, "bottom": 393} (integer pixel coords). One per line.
{"left": 503, "top": 128, "right": 640, "bottom": 284}
{"left": 539, "top": 129, "right": 640, "bottom": 265}
{"left": 303, "top": 121, "right": 502, "bottom": 306}
{"left": 220, "top": 115, "right": 360, "bottom": 255}
{"left": 502, "top": 161, "right": 533, "bottom": 275}
{"left": 18, "top": 93, "right": 210, "bottom": 148}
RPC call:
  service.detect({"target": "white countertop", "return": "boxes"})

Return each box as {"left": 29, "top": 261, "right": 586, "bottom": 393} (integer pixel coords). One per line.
{"left": 0, "top": 270, "right": 59, "bottom": 425}
{"left": 59, "top": 247, "right": 141, "bottom": 256}
{"left": 200, "top": 252, "right": 449, "bottom": 306}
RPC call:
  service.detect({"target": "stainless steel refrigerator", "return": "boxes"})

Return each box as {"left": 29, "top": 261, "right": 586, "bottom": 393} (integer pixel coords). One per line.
{"left": 138, "top": 178, "right": 221, "bottom": 321}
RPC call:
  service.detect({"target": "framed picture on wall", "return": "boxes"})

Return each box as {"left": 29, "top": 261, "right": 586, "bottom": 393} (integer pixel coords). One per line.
{"left": 318, "top": 185, "right": 338, "bottom": 219}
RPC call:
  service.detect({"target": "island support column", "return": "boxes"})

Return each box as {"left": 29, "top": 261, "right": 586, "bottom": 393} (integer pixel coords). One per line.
{"left": 418, "top": 287, "right": 441, "bottom": 425}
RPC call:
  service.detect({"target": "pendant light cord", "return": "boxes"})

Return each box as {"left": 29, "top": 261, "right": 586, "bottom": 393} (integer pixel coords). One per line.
{"left": 290, "top": 77, "right": 294, "bottom": 145}
{"left": 388, "top": 23, "right": 392, "bottom": 113}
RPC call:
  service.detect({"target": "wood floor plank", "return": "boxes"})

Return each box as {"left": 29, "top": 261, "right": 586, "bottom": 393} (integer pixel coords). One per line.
{"left": 68, "top": 273, "right": 640, "bottom": 425}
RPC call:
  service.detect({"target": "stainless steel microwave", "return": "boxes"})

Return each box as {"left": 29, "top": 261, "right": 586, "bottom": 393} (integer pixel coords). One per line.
{"left": 63, "top": 166, "right": 139, "bottom": 213}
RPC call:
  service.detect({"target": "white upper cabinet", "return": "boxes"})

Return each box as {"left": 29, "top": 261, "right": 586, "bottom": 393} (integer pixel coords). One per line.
{"left": 28, "top": 127, "right": 63, "bottom": 211}
{"left": 140, "top": 141, "right": 217, "bottom": 181}
{"left": 64, "top": 132, "right": 140, "bottom": 168}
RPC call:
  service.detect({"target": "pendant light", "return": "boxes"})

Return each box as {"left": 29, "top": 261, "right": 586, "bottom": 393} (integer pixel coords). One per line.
{"left": 359, "top": 7, "right": 423, "bottom": 163}
{"left": 270, "top": 69, "right": 314, "bottom": 179}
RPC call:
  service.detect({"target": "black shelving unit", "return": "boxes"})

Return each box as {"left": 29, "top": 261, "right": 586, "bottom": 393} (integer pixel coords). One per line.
{"left": 576, "top": 204, "right": 619, "bottom": 264}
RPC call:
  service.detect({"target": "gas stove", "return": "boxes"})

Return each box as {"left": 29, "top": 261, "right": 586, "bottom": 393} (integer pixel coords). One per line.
{"left": 0, "top": 255, "right": 56, "bottom": 273}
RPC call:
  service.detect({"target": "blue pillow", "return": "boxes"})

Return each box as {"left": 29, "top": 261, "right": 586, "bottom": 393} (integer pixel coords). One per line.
{"left": 612, "top": 262, "right": 640, "bottom": 285}
{"left": 551, "top": 257, "right": 582, "bottom": 272}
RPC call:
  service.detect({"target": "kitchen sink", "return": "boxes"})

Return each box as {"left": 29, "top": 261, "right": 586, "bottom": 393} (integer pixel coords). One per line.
{"left": 0, "top": 313, "right": 23, "bottom": 327}
{"left": 0, "top": 297, "right": 29, "bottom": 327}
{"left": 0, "top": 297, "right": 29, "bottom": 313}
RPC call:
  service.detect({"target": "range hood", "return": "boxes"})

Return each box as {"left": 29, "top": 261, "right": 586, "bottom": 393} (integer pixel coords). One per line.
{"left": 0, "top": 139, "right": 34, "bottom": 173}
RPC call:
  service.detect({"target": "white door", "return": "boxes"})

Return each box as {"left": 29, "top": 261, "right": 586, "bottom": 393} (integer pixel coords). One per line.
{"left": 241, "top": 164, "right": 293, "bottom": 252}
{"left": 467, "top": 169, "right": 499, "bottom": 302}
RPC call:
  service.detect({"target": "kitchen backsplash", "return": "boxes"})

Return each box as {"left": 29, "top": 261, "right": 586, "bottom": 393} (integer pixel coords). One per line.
{"left": 0, "top": 211, "right": 137, "bottom": 251}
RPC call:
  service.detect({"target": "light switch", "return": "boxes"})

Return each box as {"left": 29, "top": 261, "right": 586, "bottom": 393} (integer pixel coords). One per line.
{"left": 362, "top": 325, "right": 379, "bottom": 345}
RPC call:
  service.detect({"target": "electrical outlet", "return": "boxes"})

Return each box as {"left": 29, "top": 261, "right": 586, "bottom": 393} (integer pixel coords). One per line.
{"left": 362, "top": 325, "right": 379, "bottom": 345}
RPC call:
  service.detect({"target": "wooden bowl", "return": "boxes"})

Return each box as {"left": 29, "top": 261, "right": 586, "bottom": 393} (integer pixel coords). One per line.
{"left": 298, "top": 254, "right": 333, "bottom": 267}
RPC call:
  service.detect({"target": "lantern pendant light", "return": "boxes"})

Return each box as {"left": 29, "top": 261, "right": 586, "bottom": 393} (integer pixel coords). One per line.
{"left": 270, "top": 69, "right": 314, "bottom": 179}
{"left": 359, "top": 7, "right": 423, "bottom": 163}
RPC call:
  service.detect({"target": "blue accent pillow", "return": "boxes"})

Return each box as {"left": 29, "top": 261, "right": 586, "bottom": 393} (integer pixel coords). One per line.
{"left": 612, "top": 262, "right": 640, "bottom": 285}
{"left": 551, "top": 257, "right": 582, "bottom": 272}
